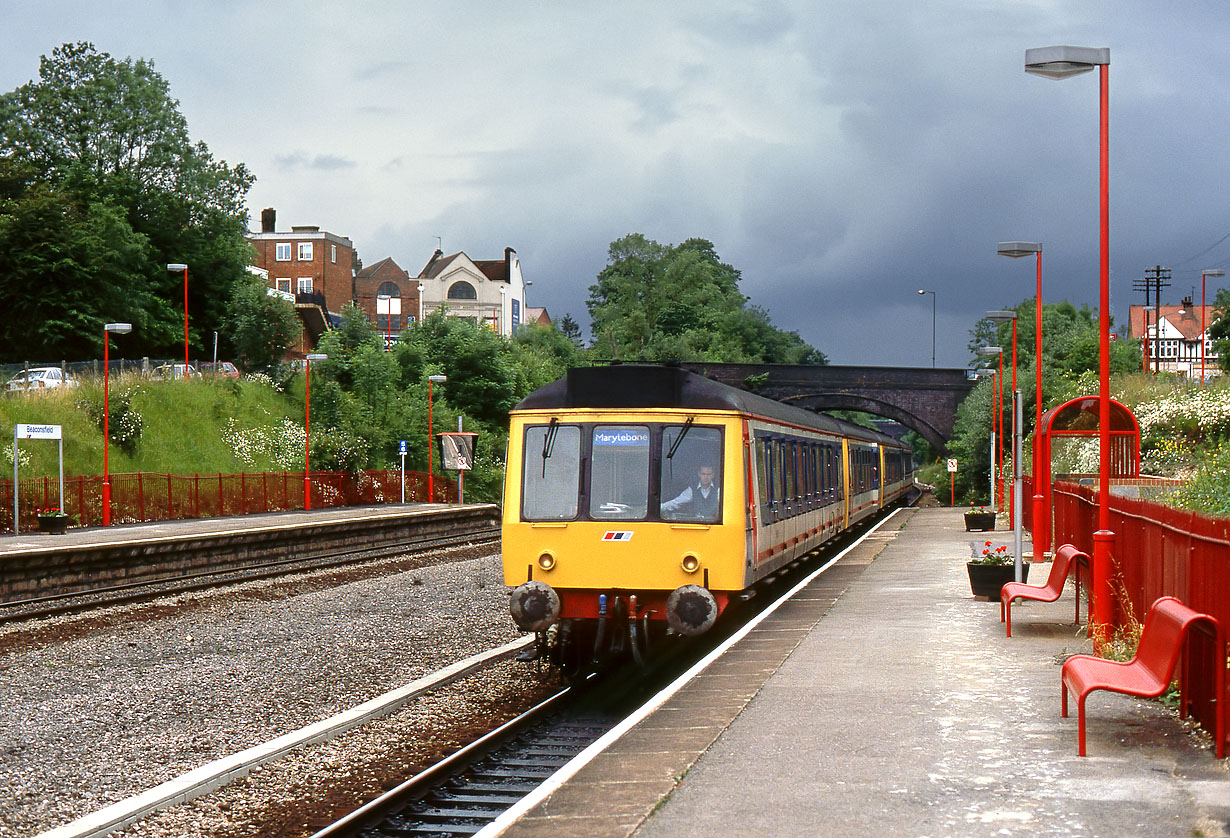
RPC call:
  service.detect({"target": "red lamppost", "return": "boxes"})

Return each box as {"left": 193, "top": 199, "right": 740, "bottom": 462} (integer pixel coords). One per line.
{"left": 102, "top": 322, "right": 132, "bottom": 526}
{"left": 978, "top": 345, "right": 1004, "bottom": 511}
{"left": 426, "top": 374, "right": 447, "bottom": 501}
{"left": 986, "top": 311, "right": 1019, "bottom": 527}
{"left": 998, "top": 242, "right": 1047, "bottom": 555}
{"left": 1201, "top": 268, "right": 1225, "bottom": 385}
{"left": 303, "top": 353, "right": 328, "bottom": 510}
{"left": 1026, "top": 44, "right": 1112, "bottom": 645}
{"left": 167, "top": 263, "right": 189, "bottom": 379}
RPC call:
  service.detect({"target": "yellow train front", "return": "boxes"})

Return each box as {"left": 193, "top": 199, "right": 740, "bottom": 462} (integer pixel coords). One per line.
{"left": 503, "top": 365, "right": 914, "bottom": 675}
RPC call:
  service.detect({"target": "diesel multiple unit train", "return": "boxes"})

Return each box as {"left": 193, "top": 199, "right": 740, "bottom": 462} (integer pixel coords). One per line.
{"left": 503, "top": 365, "right": 915, "bottom": 674}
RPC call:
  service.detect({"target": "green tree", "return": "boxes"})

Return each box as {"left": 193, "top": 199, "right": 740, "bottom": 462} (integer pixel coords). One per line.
{"left": 1208, "top": 288, "right": 1230, "bottom": 373}
{"left": 587, "top": 234, "right": 825, "bottom": 364}
{"left": 222, "top": 272, "right": 300, "bottom": 372}
{"left": 0, "top": 42, "right": 254, "bottom": 361}
{"left": 0, "top": 158, "right": 166, "bottom": 360}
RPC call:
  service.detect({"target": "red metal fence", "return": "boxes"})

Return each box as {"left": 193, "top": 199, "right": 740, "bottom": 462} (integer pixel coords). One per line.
{"left": 0, "top": 469, "right": 458, "bottom": 533}
{"left": 1047, "top": 479, "right": 1230, "bottom": 633}
{"left": 1047, "top": 477, "right": 1229, "bottom": 753}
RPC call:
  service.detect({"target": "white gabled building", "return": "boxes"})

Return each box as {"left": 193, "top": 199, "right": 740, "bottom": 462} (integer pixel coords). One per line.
{"left": 416, "top": 247, "right": 530, "bottom": 337}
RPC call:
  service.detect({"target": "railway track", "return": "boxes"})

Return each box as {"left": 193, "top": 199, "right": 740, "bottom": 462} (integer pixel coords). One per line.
{"left": 0, "top": 527, "right": 499, "bottom": 624}
{"left": 308, "top": 510, "right": 900, "bottom": 838}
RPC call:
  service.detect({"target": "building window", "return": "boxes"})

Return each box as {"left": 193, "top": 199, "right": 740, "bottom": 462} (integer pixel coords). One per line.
{"left": 276, "top": 278, "right": 291, "bottom": 293}
{"left": 331, "top": 244, "right": 336, "bottom": 263}
{"left": 276, "top": 243, "right": 292, "bottom": 262}
{"left": 298, "top": 277, "right": 313, "bottom": 294}
{"left": 447, "top": 280, "right": 477, "bottom": 300}
{"left": 298, "top": 242, "right": 313, "bottom": 261}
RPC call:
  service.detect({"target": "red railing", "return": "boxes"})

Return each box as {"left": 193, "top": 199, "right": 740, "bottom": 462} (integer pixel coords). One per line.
{"left": 1047, "top": 479, "right": 1230, "bottom": 632}
{"left": 1047, "top": 478, "right": 1229, "bottom": 752}
{"left": 0, "top": 470, "right": 458, "bottom": 533}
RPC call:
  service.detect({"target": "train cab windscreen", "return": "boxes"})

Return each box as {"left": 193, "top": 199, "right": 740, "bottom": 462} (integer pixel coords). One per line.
{"left": 589, "top": 426, "right": 651, "bottom": 519}
{"left": 659, "top": 425, "right": 723, "bottom": 523}
{"left": 522, "top": 423, "right": 581, "bottom": 520}
{"left": 520, "top": 422, "right": 724, "bottom": 523}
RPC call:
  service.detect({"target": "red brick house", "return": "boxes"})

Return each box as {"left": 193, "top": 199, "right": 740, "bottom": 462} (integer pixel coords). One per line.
{"left": 354, "top": 257, "right": 421, "bottom": 349}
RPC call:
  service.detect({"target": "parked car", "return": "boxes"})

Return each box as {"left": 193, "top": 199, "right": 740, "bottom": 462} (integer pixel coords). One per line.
{"left": 5, "top": 367, "right": 79, "bottom": 392}
{"left": 151, "top": 363, "right": 202, "bottom": 380}
{"left": 198, "top": 361, "right": 240, "bottom": 379}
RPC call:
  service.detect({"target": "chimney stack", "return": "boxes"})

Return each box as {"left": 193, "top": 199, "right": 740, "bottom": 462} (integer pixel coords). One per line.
{"left": 261, "top": 207, "right": 276, "bottom": 233}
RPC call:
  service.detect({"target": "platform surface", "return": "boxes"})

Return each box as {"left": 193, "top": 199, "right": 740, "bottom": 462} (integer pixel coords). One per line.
{"left": 506, "top": 508, "right": 1230, "bottom": 838}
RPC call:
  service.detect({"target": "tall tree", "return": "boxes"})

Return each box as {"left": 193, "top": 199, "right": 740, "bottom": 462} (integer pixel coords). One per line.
{"left": 0, "top": 42, "right": 254, "bottom": 361}
{"left": 587, "top": 234, "right": 826, "bottom": 364}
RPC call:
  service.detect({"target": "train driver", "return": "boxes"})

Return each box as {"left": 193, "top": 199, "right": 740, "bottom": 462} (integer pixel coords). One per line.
{"left": 661, "top": 465, "right": 720, "bottom": 521}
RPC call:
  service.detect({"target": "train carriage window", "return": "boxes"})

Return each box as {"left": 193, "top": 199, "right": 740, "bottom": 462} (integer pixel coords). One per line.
{"left": 660, "top": 425, "right": 723, "bottom": 523}
{"left": 521, "top": 424, "right": 581, "bottom": 520}
{"left": 589, "top": 426, "right": 650, "bottom": 520}
{"left": 755, "top": 437, "right": 768, "bottom": 512}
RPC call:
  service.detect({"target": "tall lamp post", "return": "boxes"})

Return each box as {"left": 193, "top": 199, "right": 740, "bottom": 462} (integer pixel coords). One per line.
{"left": 917, "top": 289, "right": 936, "bottom": 367}
{"left": 978, "top": 346, "right": 1004, "bottom": 511}
{"left": 303, "top": 353, "right": 328, "bottom": 510}
{"left": 1026, "top": 44, "right": 1112, "bottom": 645}
{"left": 986, "top": 311, "right": 1018, "bottom": 528}
{"left": 102, "top": 322, "right": 133, "bottom": 526}
{"left": 998, "top": 242, "right": 1047, "bottom": 555}
{"left": 426, "top": 374, "right": 447, "bottom": 501}
{"left": 1201, "top": 268, "right": 1225, "bottom": 385}
{"left": 167, "top": 264, "right": 189, "bottom": 379}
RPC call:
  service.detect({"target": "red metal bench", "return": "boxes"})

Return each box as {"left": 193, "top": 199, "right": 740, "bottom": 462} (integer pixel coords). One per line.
{"left": 1000, "top": 543, "right": 1087, "bottom": 637}
{"left": 1061, "top": 595, "right": 1226, "bottom": 757}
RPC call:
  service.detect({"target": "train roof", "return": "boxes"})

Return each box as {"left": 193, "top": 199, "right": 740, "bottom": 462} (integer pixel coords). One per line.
{"left": 514, "top": 365, "right": 905, "bottom": 448}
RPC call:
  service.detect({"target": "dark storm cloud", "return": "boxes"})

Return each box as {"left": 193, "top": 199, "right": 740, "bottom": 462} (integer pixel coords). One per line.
{"left": 6, "top": 1, "right": 1229, "bottom": 370}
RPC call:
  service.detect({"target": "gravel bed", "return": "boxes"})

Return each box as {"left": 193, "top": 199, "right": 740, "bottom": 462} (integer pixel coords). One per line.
{"left": 0, "top": 546, "right": 552, "bottom": 838}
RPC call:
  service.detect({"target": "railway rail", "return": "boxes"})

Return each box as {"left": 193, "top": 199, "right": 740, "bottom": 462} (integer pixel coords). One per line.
{"left": 310, "top": 509, "right": 898, "bottom": 838}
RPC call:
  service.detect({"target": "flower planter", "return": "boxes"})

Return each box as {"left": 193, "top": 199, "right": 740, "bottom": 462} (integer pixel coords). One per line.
{"left": 964, "top": 511, "right": 997, "bottom": 532}
{"left": 966, "top": 562, "right": 1028, "bottom": 598}
{"left": 37, "top": 516, "right": 69, "bottom": 535}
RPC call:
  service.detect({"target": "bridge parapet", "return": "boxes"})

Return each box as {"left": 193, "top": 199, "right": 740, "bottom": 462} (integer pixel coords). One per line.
{"left": 682, "top": 363, "right": 976, "bottom": 451}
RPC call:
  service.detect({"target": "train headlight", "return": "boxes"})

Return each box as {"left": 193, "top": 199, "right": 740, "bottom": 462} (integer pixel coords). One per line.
{"left": 537, "top": 551, "right": 557, "bottom": 571}
{"left": 680, "top": 553, "right": 701, "bottom": 574}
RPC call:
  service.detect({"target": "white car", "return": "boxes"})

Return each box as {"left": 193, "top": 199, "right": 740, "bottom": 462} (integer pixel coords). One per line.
{"left": 5, "top": 367, "right": 79, "bottom": 392}
{"left": 152, "top": 363, "right": 202, "bottom": 380}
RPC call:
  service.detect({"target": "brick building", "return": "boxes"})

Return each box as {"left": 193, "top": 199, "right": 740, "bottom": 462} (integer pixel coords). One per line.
{"left": 248, "top": 208, "right": 357, "bottom": 316}
{"left": 354, "top": 257, "right": 421, "bottom": 349}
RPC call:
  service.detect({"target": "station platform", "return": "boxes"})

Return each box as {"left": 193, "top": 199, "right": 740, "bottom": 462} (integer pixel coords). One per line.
{"left": 0, "top": 503, "right": 497, "bottom": 603}
{"left": 503, "top": 508, "right": 1230, "bottom": 838}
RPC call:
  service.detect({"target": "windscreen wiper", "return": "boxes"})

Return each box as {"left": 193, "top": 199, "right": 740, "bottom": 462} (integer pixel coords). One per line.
{"left": 665, "top": 417, "right": 695, "bottom": 460}
{"left": 541, "top": 417, "right": 560, "bottom": 477}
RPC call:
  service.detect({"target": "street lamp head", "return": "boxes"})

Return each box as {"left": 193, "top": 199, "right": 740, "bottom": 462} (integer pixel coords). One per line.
{"left": 1025, "top": 45, "right": 1110, "bottom": 79}
{"left": 977, "top": 345, "right": 1003, "bottom": 356}
{"left": 167, "top": 263, "right": 188, "bottom": 272}
{"left": 377, "top": 294, "right": 391, "bottom": 301}
{"left": 917, "top": 289, "right": 927, "bottom": 295}
{"left": 305, "top": 353, "right": 327, "bottom": 361}
{"left": 1204, "top": 269, "right": 1226, "bottom": 278}
{"left": 428, "top": 374, "right": 448, "bottom": 383}
{"left": 985, "top": 310, "right": 1017, "bottom": 321}
{"left": 104, "top": 322, "right": 133, "bottom": 334}
{"left": 997, "top": 242, "right": 1042, "bottom": 258}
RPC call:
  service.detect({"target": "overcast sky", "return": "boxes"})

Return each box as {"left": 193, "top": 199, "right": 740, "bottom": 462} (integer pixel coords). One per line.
{"left": 6, "top": 1, "right": 1230, "bottom": 368}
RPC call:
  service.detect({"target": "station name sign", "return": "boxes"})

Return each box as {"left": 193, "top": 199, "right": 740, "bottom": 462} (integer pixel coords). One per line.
{"left": 16, "top": 423, "right": 62, "bottom": 440}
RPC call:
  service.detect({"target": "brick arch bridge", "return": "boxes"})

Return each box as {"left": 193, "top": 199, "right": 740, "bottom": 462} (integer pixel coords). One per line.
{"left": 682, "top": 363, "right": 976, "bottom": 452}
